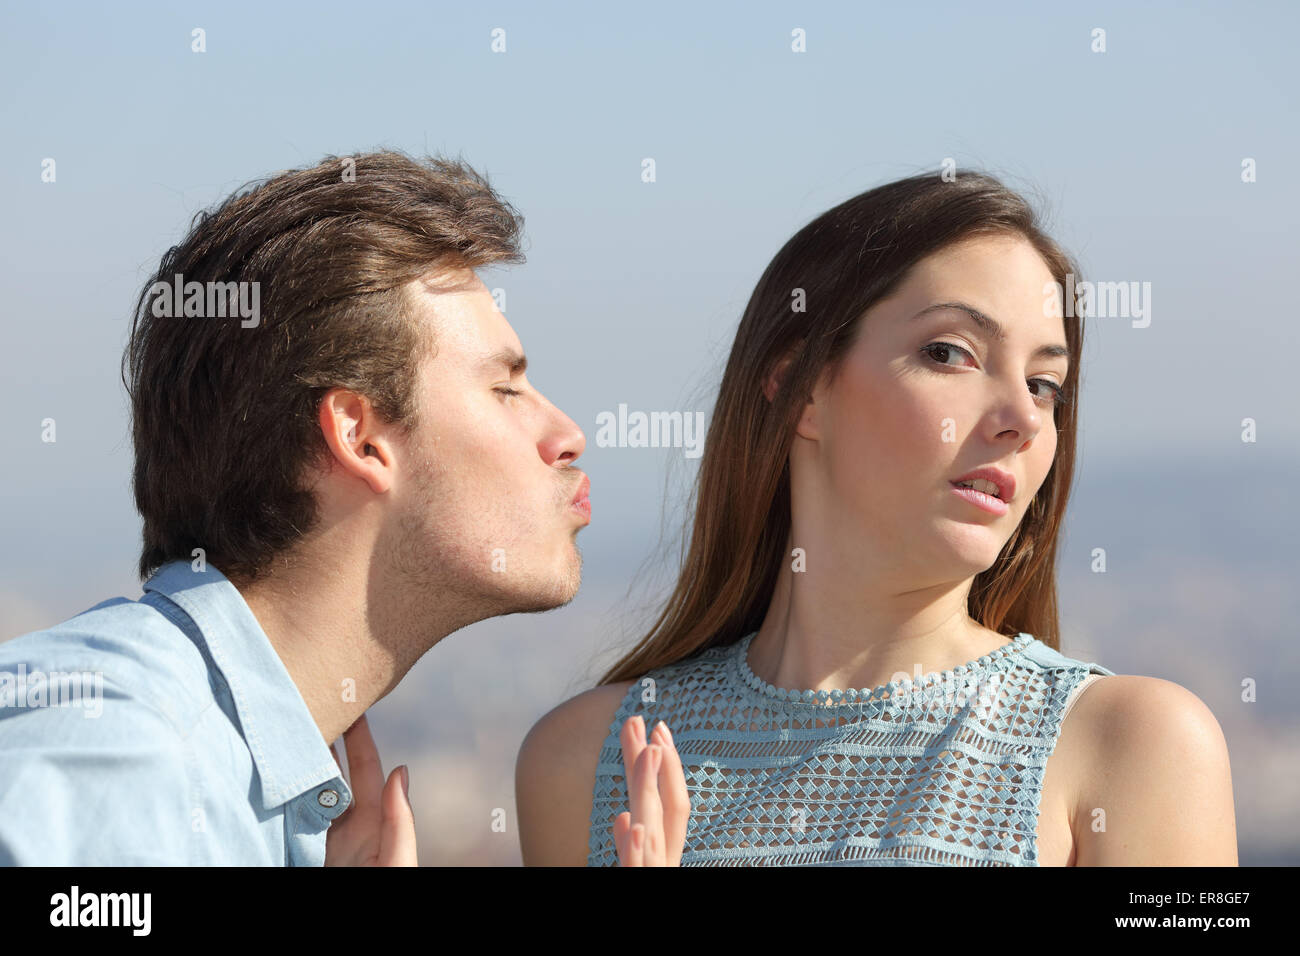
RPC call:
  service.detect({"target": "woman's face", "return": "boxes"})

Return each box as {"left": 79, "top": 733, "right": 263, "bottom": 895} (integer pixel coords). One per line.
{"left": 800, "top": 232, "right": 1070, "bottom": 580}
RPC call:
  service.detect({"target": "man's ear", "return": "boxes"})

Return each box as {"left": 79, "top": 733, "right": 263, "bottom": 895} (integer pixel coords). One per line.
{"left": 317, "top": 387, "right": 396, "bottom": 495}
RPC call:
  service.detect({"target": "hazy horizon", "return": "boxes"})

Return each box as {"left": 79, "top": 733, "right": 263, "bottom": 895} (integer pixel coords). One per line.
{"left": 3, "top": 0, "right": 1296, "bottom": 866}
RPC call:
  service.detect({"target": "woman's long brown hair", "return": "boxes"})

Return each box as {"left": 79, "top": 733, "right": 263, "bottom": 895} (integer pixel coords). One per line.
{"left": 596, "top": 169, "right": 1086, "bottom": 685}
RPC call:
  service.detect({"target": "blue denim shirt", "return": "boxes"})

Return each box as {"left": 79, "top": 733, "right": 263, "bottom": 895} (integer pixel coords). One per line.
{"left": 0, "top": 560, "right": 353, "bottom": 865}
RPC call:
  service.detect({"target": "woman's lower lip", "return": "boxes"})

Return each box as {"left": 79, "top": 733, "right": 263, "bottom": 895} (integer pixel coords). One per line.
{"left": 950, "top": 483, "right": 1009, "bottom": 516}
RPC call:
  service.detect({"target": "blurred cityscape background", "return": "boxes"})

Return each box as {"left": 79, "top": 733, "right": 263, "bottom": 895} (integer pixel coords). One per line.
{"left": 2, "top": 1, "right": 1296, "bottom": 864}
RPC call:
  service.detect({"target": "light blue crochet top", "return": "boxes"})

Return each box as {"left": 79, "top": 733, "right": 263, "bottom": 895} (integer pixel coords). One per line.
{"left": 587, "top": 630, "right": 1114, "bottom": 866}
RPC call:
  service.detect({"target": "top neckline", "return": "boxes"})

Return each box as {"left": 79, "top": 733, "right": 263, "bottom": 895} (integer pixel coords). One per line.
{"left": 732, "top": 630, "right": 1035, "bottom": 706}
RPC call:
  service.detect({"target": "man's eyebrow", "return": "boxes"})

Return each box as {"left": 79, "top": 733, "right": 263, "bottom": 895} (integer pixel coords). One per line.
{"left": 479, "top": 348, "right": 528, "bottom": 375}
{"left": 912, "top": 301, "right": 1069, "bottom": 361}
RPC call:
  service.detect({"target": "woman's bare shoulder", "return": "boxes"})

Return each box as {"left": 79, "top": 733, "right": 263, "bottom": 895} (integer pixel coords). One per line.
{"left": 1067, "top": 673, "right": 1228, "bottom": 764}
{"left": 1066, "top": 673, "right": 1237, "bottom": 865}
{"left": 515, "top": 680, "right": 637, "bottom": 866}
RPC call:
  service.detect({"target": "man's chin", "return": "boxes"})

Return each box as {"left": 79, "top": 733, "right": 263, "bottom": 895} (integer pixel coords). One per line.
{"left": 501, "top": 584, "right": 580, "bottom": 616}
{"left": 497, "top": 564, "right": 582, "bottom": 615}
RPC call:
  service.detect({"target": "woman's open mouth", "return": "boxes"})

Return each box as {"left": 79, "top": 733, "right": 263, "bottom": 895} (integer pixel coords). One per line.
{"left": 950, "top": 481, "right": 1009, "bottom": 516}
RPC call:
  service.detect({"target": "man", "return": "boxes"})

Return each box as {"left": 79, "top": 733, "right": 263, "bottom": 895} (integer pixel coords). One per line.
{"left": 0, "top": 150, "right": 591, "bottom": 865}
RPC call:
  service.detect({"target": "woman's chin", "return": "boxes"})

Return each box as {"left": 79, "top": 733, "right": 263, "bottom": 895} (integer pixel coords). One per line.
{"left": 932, "top": 528, "right": 1006, "bottom": 571}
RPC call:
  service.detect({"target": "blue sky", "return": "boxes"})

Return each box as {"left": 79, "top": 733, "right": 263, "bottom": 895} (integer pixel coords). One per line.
{"left": 2, "top": 1, "right": 1296, "bottom": 864}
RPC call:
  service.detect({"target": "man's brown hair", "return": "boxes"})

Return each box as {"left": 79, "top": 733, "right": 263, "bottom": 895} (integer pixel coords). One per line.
{"left": 122, "top": 149, "right": 525, "bottom": 586}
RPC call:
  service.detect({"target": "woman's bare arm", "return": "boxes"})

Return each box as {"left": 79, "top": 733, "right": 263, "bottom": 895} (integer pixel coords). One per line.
{"left": 515, "top": 681, "right": 632, "bottom": 866}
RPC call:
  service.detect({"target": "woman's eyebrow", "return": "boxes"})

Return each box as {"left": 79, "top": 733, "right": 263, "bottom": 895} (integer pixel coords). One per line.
{"left": 912, "top": 301, "right": 1069, "bottom": 360}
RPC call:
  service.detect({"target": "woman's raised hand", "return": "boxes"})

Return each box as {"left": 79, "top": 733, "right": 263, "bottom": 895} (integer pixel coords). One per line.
{"left": 324, "top": 713, "right": 417, "bottom": 866}
{"left": 613, "top": 715, "right": 690, "bottom": 866}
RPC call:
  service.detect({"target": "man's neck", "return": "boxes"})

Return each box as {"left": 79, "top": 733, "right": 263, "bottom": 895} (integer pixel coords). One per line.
{"left": 234, "top": 557, "right": 451, "bottom": 746}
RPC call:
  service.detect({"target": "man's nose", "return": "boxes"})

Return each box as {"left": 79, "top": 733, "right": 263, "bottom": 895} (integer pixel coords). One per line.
{"left": 539, "top": 397, "right": 586, "bottom": 465}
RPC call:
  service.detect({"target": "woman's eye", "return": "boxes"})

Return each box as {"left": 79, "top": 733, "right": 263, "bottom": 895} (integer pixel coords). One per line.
{"left": 1030, "top": 379, "right": 1068, "bottom": 407}
{"left": 494, "top": 386, "right": 522, "bottom": 400}
{"left": 921, "top": 341, "right": 976, "bottom": 367}
{"left": 923, "top": 343, "right": 1068, "bottom": 409}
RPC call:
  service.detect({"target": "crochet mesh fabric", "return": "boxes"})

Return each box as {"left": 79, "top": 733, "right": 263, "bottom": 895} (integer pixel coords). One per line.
{"left": 587, "top": 631, "right": 1114, "bottom": 866}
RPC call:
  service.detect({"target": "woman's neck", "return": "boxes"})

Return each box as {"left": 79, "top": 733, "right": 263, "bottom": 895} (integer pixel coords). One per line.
{"left": 747, "top": 544, "right": 1010, "bottom": 695}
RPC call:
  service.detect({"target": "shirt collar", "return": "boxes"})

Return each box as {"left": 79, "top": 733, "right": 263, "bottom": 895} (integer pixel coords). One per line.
{"left": 143, "top": 559, "right": 352, "bottom": 815}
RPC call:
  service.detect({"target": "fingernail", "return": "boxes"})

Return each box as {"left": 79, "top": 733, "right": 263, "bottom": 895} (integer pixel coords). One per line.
{"left": 656, "top": 720, "right": 673, "bottom": 746}
{"left": 400, "top": 765, "right": 410, "bottom": 799}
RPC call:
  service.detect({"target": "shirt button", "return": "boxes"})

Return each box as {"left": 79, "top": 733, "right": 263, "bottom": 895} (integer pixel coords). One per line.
{"left": 317, "top": 788, "right": 340, "bottom": 808}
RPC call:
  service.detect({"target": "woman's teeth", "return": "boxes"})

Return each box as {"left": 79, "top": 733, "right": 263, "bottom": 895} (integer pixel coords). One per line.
{"left": 956, "top": 478, "right": 1001, "bottom": 498}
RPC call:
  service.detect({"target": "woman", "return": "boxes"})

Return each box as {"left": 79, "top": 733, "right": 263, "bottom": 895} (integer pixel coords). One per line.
{"left": 515, "top": 170, "right": 1237, "bottom": 866}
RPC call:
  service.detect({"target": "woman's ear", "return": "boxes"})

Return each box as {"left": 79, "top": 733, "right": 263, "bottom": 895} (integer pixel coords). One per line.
{"left": 763, "top": 341, "right": 803, "bottom": 402}
{"left": 765, "top": 342, "right": 824, "bottom": 441}
{"left": 793, "top": 370, "right": 826, "bottom": 442}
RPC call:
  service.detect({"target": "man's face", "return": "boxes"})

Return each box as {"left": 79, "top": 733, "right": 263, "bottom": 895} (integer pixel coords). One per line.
{"left": 385, "top": 266, "right": 589, "bottom": 619}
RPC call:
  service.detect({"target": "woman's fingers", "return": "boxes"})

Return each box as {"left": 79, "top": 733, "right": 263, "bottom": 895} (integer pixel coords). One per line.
{"left": 617, "top": 743, "right": 662, "bottom": 866}
{"left": 613, "top": 811, "right": 632, "bottom": 863}
{"left": 611, "top": 717, "right": 691, "bottom": 868}
{"left": 620, "top": 716, "right": 652, "bottom": 854}
{"left": 377, "top": 765, "right": 417, "bottom": 866}
{"left": 615, "top": 717, "right": 647, "bottom": 867}
{"left": 614, "top": 715, "right": 688, "bottom": 866}
{"left": 619, "top": 715, "right": 647, "bottom": 792}
{"left": 628, "top": 823, "right": 645, "bottom": 866}
{"left": 630, "top": 743, "right": 664, "bottom": 864}
{"left": 652, "top": 722, "right": 690, "bottom": 866}
{"left": 341, "top": 713, "right": 385, "bottom": 811}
